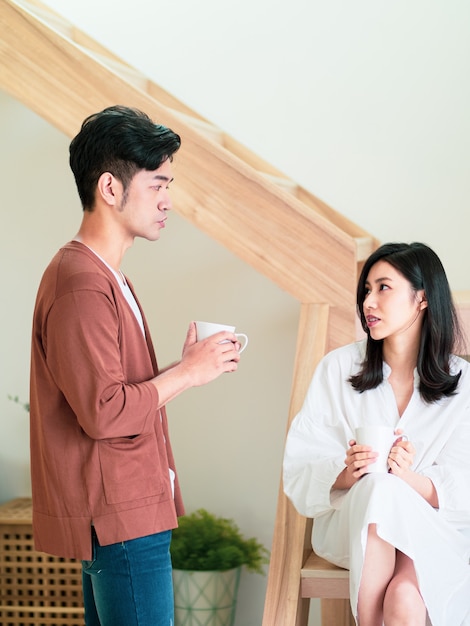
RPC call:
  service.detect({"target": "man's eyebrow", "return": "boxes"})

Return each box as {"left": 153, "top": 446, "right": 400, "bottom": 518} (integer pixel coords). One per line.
{"left": 153, "top": 175, "right": 174, "bottom": 183}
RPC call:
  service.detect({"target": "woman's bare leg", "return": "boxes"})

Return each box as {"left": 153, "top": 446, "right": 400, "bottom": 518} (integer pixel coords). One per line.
{"left": 357, "top": 524, "right": 396, "bottom": 626}
{"left": 383, "top": 551, "right": 426, "bottom": 626}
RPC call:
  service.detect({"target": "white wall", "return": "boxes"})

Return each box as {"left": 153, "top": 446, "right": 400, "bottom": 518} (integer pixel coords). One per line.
{"left": 1, "top": 94, "right": 81, "bottom": 498}
{"left": 2, "top": 1, "right": 469, "bottom": 624}
{"left": 43, "top": 0, "right": 470, "bottom": 288}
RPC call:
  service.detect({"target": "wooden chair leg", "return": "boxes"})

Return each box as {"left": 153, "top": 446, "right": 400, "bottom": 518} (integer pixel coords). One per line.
{"left": 295, "top": 597, "right": 310, "bottom": 626}
{"left": 321, "top": 599, "right": 355, "bottom": 626}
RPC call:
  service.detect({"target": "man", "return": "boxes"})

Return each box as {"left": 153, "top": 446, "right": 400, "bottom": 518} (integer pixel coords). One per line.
{"left": 30, "top": 105, "right": 242, "bottom": 625}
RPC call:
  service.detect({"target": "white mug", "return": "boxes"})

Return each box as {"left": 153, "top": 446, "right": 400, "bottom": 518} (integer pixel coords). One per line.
{"left": 355, "top": 425, "right": 401, "bottom": 474}
{"left": 195, "top": 321, "right": 249, "bottom": 354}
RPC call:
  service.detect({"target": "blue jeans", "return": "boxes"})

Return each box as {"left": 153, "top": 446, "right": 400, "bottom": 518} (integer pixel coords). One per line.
{"left": 82, "top": 527, "right": 174, "bottom": 626}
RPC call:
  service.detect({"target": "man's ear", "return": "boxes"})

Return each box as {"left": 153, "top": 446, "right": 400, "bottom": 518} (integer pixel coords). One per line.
{"left": 97, "top": 172, "right": 119, "bottom": 206}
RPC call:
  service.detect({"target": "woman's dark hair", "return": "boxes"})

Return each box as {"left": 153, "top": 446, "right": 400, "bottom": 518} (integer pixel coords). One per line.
{"left": 69, "top": 105, "right": 181, "bottom": 210}
{"left": 350, "top": 242, "right": 463, "bottom": 402}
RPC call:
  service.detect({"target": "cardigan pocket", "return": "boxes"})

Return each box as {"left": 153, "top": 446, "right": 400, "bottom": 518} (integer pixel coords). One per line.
{"left": 98, "top": 433, "right": 164, "bottom": 504}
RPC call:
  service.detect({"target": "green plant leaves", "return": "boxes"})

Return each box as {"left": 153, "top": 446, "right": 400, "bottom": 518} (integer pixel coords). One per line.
{"left": 171, "top": 509, "right": 269, "bottom": 574}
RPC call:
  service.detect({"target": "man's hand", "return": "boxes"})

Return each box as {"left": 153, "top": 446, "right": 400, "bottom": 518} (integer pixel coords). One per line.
{"left": 151, "top": 322, "right": 242, "bottom": 407}
{"left": 180, "top": 322, "right": 241, "bottom": 387}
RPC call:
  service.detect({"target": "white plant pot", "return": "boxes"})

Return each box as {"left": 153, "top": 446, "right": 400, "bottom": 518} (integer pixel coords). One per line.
{"left": 173, "top": 567, "right": 241, "bottom": 626}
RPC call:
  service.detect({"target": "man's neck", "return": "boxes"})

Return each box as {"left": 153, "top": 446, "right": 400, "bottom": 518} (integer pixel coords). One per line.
{"left": 75, "top": 212, "right": 132, "bottom": 271}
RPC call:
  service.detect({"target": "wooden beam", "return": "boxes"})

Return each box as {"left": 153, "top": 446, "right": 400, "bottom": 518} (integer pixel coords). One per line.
{"left": 0, "top": 0, "right": 362, "bottom": 309}
{"left": 262, "top": 303, "right": 329, "bottom": 626}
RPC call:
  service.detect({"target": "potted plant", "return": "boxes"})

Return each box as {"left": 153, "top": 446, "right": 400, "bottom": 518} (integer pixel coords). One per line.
{"left": 171, "top": 508, "right": 269, "bottom": 626}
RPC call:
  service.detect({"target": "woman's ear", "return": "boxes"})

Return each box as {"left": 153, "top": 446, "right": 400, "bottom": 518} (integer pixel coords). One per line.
{"left": 418, "top": 292, "right": 428, "bottom": 310}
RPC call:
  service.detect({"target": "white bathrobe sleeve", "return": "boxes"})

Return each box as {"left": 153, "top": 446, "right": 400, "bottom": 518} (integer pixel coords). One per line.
{"left": 283, "top": 345, "right": 359, "bottom": 518}
{"left": 420, "top": 406, "right": 470, "bottom": 526}
{"left": 283, "top": 345, "right": 470, "bottom": 527}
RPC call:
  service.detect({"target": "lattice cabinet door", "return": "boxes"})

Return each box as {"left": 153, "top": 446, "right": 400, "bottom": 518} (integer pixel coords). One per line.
{"left": 0, "top": 498, "right": 84, "bottom": 626}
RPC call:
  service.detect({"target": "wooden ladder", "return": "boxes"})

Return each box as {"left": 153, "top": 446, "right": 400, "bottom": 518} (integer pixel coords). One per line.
{"left": 262, "top": 303, "right": 356, "bottom": 626}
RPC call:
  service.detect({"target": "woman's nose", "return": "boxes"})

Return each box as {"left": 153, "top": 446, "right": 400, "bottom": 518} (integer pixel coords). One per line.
{"left": 364, "top": 293, "right": 376, "bottom": 309}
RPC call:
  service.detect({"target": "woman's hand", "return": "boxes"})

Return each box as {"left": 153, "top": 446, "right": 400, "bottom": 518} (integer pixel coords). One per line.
{"left": 333, "top": 440, "right": 378, "bottom": 489}
{"left": 346, "top": 440, "right": 379, "bottom": 479}
{"left": 334, "top": 429, "right": 438, "bottom": 507}
{"left": 388, "top": 429, "right": 439, "bottom": 506}
{"left": 388, "top": 429, "right": 415, "bottom": 477}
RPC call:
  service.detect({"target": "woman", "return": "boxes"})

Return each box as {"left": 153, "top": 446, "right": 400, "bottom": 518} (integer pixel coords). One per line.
{"left": 283, "top": 242, "right": 470, "bottom": 625}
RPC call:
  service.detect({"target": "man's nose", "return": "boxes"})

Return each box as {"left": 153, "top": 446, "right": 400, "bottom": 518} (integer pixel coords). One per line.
{"left": 160, "top": 192, "right": 172, "bottom": 212}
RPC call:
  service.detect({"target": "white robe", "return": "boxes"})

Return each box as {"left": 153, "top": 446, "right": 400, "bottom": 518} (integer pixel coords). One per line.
{"left": 283, "top": 340, "right": 470, "bottom": 625}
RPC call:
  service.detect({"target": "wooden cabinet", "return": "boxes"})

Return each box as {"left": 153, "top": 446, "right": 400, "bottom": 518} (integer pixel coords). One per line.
{"left": 0, "top": 498, "right": 84, "bottom": 626}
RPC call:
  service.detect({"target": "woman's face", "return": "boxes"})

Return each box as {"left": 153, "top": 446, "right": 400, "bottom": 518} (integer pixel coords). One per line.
{"left": 363, "top": 260, "right": 427, "bottom": 342}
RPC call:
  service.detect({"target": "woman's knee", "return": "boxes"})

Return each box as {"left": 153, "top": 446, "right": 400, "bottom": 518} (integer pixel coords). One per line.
{"left": 384, "top": 570, "right": 426, "bottom": 625}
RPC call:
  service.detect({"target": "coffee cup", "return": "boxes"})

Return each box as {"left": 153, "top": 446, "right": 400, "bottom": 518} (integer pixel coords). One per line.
{"left": 355, "top": 425, "right": 399, "bottom": 474}
{"left": 195, "top": 321, "right": 249, "bottom": 354}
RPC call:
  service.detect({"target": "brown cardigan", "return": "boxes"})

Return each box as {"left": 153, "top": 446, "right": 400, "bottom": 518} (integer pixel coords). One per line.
{"left": 30, "top": 241, "right": 184, "bottom": 560}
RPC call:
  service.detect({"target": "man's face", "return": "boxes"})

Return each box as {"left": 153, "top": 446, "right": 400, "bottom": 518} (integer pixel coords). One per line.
{"left": 118, "top": 159, "right": 174, "bottom": 242}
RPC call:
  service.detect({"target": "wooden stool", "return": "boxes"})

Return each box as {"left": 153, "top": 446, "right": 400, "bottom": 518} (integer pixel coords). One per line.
{"left": 301, "top": 550, "right": 354, "bottom": 626}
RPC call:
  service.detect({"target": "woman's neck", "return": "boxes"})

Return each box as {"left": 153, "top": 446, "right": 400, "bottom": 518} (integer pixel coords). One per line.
{"left": 382, "top": 335, "right": 420, "bottom": 380}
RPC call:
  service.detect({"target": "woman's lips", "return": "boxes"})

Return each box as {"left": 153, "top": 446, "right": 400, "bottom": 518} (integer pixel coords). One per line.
{"left": 366, "top": 315, "right": 380, "bottom": 327}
